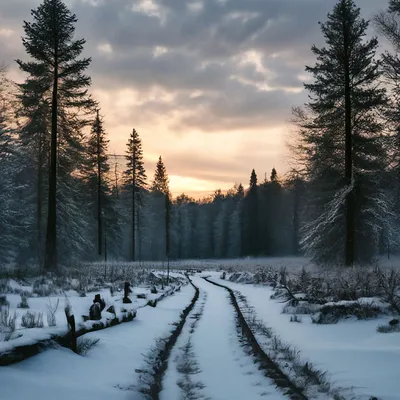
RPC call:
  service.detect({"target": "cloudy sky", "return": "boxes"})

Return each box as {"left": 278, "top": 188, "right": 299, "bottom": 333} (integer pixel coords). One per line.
{"left": 0, "top": 0, "right": 385, "bottom": 197}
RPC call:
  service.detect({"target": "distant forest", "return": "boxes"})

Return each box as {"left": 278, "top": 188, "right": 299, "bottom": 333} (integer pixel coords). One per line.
{"left": 2, "top": 0, "right": 400, "bottom": 271}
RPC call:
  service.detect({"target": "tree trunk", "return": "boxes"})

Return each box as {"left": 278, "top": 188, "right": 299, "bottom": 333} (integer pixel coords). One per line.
{"left": 292, "top": 181, "right": 300, "bottom": 255}
{"left": 343, "top": 17, "right": 355, "bottom": 267}
{"left": 44, "top": 48, "right": 58, "bottom": 272}
{"left": 37, "top": 133, "right": 43, "bottom": 270}
{"left": 97, "top": 116, "right": 102, "bottom": 257}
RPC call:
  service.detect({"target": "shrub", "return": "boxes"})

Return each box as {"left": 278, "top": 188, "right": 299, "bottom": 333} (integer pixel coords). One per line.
{"left": 290, "top": 315, "right": 302, "bottom": 323}
{"left": 376, "top": 324, "right": 400, "bottom": 333}
{"left": 17, "top": 295, "right": 30, "bottom": 309}
{"left": 46, "top": 298, "right": 59, "bottom": 327}
{"left": 151, "top": 286, "right": 158, "bottom": 294}
{"left": 137, "top": 293, "right": 147, "bottom": 299}
{"left": 312, "top": 302, "right": 382, "bottom": 324}
{"left": 0, "top": 306, "right": 17, "bottom": 341}
{"left": 21, "top": 311, "right": 44, "bottom": 328}
{"left": 0, "top": 295, "right": 9, "bottom": 306}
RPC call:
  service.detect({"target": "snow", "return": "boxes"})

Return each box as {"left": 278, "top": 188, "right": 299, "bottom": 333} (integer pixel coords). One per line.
{"left": 209, "top": 275, "right": 400, "bottom": 400}
{"left": 0, "top": 282, "right": 176, "bottom": 353}
{"left": 161, "top": 276, "right": 285, "bottom": 400}
{"left": 0, "top": 283, "right": 195, "bottom": 400}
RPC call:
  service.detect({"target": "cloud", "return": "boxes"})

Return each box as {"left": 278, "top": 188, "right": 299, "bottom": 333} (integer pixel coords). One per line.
{"left": 0, "top": 0, "right": 385, "bottom": 195}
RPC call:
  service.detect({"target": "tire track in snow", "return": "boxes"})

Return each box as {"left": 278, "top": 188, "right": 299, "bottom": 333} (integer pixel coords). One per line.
{"left": 136, "top": 276, "right": 200, "bottom": 400}
{"left": 160, "top": 290, "right": 209, "bottom": 400}
{"left": 191, "top": 276, "right": 286, "bottom": 400}
{"left": 203, "top": 277, "right": 307, "bottom": 400}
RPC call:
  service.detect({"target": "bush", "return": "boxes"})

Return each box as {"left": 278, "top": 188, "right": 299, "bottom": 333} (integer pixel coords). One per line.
{"left": 76, "top": 337, "right": 100, "bottom": 355}
{"left": 151, "top": 286, "right": 158, "bottom": 294}
{"left": 0, "top": 295, "right": 9, "bottom": 306}
{"left": 312, "top": 302, "right": 382, "bottom": 324}
{"left": 136, "top": 293, "right": 147, "bottom": 299}
{"left": 17, "top": 295, "right": 30, "bottom": 309}
{"left": 290, "top": 315, "right": 302, "bottom": 323}
{"left": 0, "top": 306, "right": 17, "bottom": 341}
{"left": 46, "top": 298, "right": 59, "bottom": 327}
{"left": 21, "top": 311, "right": 44, "bottom": 328}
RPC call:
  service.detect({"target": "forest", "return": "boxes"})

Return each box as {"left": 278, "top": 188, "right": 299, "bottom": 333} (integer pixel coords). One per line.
{"left": 1, "top": 0, "right": 400, "bottom": 271}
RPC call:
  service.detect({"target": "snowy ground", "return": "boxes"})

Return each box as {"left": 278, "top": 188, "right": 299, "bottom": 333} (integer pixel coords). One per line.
{"left": 1, "top": 278, "right": 175, "bottom": 353}
{"left": 209, "top": 273, "right": 400, "bottom": 400}
{"left": 0, "top": 283, "right": 195, "bottom": 400}
{"left": 161, "top": 276, "right": 285, "bottom": 400}
{"left": 1, "top": 267, "right": 400, "bottom": 400}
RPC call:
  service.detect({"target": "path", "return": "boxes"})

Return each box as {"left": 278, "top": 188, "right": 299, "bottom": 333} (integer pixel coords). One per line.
{"left": 161, "top": 276, "right": 285, "bottom": 400}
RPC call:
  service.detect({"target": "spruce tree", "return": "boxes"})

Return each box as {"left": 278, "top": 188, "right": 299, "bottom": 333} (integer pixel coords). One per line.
{"left": 17, "top": 0, "right": 94, "bottom": 271}
{"left": 294, "top": 0, "right": 387, "bottom": 265}
{"left": 375, "top": 1, "right": 400, "bottom": 254}
{"left": 244, "top": 169, "right": 259, "bottom": 255}
{"left": 152, "top": 156, "right": 171, "bottom": 279}
{"left": 123, "top": 129, "right": 147, "bottom": 261}
{"left": 86, "top": 110, "right": 110, "bottom": 258}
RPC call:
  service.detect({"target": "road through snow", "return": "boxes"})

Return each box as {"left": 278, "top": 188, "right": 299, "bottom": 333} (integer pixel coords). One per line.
{"left": 175, "top": 276, "right": 285, "bottom": 400}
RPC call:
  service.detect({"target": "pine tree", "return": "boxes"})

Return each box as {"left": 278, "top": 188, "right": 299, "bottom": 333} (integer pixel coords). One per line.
{"left": 376, "top": 1, "right": 400, "bottom": 255}
{"left": 123, "top": 129, "right": 147, "bottom": 261}
{"left": 17, "top": 0, "right": 94, "bottom": 271}
{"left": 151, "top": 156, "right": 171, "bottom": 278}
{"left": 270, "top": 168, "right": 278, "bottom": 183}
{"left": 294, "top": 0, "right": 387, "bottom": 265}
{"left": 244, "top": 169, "right": 259, "bottom": 255}
{"left": 86, "top": 110, "right": 110, "bottom": 258}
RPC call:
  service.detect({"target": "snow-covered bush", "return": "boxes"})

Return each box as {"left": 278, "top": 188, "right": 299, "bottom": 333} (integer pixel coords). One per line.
{"left": 311, "top": 301, "right": 383, "bottom": 324}
{"left": 0, "top": 306, "right": 17, "bottom": 341}
{"left": 290, "top": 315, "right": 302, "bottom": 323}
{"left": 17, "top": 295, "right": 29, "bottom": 309}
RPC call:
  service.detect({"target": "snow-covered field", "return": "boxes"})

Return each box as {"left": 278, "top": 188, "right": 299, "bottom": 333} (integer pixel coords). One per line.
{"left": 208, "top": 272, "right": 400, "bottom": 400}
{"left": 0, "top": 283, "right": 195, "bottom": 400}
{"left": 1, "top": 262, "right": 400, "bottom": 400}
{"left": 0, "top": 274, "right": 182, "bottom": 354}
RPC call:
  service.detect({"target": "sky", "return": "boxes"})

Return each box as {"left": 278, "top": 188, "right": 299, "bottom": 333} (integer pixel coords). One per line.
{"left": 0, "top": 0, "right": 386, "bottom": 198}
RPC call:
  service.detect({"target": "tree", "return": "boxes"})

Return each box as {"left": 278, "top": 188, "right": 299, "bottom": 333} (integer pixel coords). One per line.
{"left": 86, "top": 109, "right": 110, "bottom": 258}
{"left": 17, "top": 0, "right": 94, "bottom": 272}
{"left": 294, "top": 0, "right": 387, "bottom": 265}
{"left": 244, "top": 169, "right": 259, "bottom": 256}
{"left": 375, "top": 1, "right": 400, "bottom": 256}
{"left": 152, "top": 156, "right": 171, "bottom": 280}
{"left": 123, "top": 129, "right": 147, "bottom": 261}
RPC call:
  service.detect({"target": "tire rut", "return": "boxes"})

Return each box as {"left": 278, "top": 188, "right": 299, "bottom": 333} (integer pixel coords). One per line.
{"left": 136, "top": 276, "right": 200, "bottom": 400}
{"left": 203, "top": 277, "right": 307, "bottom": 400}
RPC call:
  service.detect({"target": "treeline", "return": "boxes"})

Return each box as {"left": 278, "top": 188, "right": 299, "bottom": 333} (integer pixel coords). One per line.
{"left": 3, "top": 0, "right": 400, "bottom": 270}
{"left": 0, "top": 0, "right": 302, "bottom": 271}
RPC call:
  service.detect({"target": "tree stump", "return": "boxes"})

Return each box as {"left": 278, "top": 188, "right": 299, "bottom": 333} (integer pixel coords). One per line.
{"left": 123, "top": 281, "right": 132, "bottom": 304}
{"left": 65, "top": 308, "right": 77, "bottom": 353}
